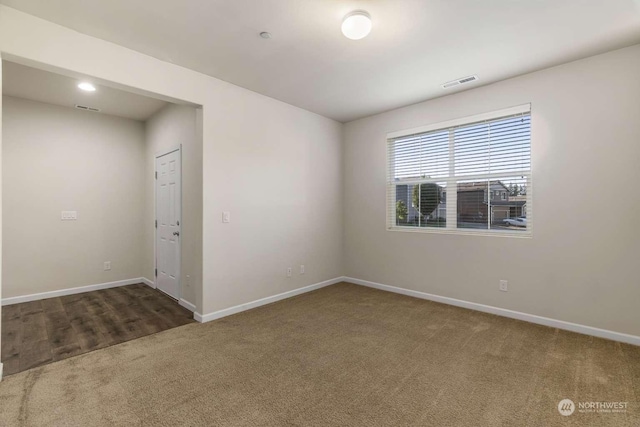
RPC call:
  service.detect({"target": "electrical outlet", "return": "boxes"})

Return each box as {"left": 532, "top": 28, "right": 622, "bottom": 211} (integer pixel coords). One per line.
{"left": 499, "top": 280, "right": 508, "bottom": 292}
{"left": 300, "top": 265, "right": 305, "bottom": 275}
{"left": 222, "top": 211, "right": 230, "bottom": 223}
{"left": 104, "top": 261, "right": 111, "bottom": 271}
{"left": 287, "top": 267, "right": 292, "bottom": 278}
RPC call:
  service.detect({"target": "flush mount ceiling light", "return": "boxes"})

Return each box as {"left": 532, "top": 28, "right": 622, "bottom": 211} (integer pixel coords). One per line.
{"left": 259, "top": 31, "right": 272, "bottom": 39}
{"left": 77, "top": 82, "right": 96, "bottom": 92}
{"left": 341, "top": 11, "right": 372, "bottom": 40}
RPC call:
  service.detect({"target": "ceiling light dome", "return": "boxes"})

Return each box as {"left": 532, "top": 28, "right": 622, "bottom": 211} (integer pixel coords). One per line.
{"left": 78, "top": 82, "right": 96, "bottom": 92}
{"left": 341, "top": 11, "right": 372, "bottom": 40}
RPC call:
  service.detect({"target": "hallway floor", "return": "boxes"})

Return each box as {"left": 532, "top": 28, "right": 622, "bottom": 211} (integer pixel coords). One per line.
{"left": 1, "top": 283, "right": 194, "bottom": 376}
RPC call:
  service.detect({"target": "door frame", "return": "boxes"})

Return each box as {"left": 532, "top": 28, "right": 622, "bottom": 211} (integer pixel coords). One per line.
{"left": 154, "top": 145, "right": 182, "bottom": 300}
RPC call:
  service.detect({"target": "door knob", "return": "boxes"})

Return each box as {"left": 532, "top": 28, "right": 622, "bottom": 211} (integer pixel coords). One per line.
{"left": 173, "top": 231, "right": 180, "bottom": 236}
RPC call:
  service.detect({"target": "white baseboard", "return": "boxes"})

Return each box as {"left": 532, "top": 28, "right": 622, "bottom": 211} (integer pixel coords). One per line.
{"left": 1, "top": 277, "right": 149, "bottom": 306}
{"left": 179, "top": 298, "right": 196, "bottom": 313}
{"left": 6, "top": 272, "right": 633, "bottom": 347}
{"left": 141, "top": 277, "right": 155, "bottom": 289}
{"left": 345, "top": 277, "right": 640, "bottom": 347}
{"left": 195, "top": 277, "right": 344, "bottom": 323}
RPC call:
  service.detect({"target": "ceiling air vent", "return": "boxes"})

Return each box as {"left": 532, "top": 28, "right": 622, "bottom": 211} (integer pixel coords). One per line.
{"left": 74, "top": 104, "right": 101, "bottom": 112}
{"left": 442, "top": 75, "right": 478, "bottom": 89}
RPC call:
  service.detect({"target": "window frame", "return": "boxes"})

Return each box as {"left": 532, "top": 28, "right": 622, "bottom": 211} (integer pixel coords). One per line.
{"left": 386, "top": 104, "right": 532, "bottom": 238}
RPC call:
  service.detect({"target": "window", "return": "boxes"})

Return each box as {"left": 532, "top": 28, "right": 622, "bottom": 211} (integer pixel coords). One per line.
{"left": 387, "top": 105, "right": 531, "bottom": 236}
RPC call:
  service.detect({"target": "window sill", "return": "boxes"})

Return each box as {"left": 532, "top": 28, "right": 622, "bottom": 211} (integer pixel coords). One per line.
{"left": 387, "top": 226, "right": 532, "bottom": 238}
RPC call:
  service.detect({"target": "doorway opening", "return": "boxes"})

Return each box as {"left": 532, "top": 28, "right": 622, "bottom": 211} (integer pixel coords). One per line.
{"left": 1, "top": 59, "right": 203, "bottom": 376}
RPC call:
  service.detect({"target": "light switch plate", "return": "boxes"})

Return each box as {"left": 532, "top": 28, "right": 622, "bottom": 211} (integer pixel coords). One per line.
{"left": 222, "top": 211, "right": 230, "bottom": 223}
{"left": 61, "top": 211, "right": 78, "bottom": 220}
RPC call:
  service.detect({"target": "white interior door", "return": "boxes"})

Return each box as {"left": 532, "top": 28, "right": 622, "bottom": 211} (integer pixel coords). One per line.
{"left": 155, "top": 147, "right": 181, "bottom": 299}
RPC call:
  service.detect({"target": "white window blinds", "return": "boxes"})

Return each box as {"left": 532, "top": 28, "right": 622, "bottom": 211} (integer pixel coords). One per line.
{"left": 387, "top": 105, "right": 532, "bottom": 236}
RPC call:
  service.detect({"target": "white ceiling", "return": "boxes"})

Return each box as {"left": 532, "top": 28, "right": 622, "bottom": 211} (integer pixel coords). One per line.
{"left": 2, "top": 0, "right": 639, "bottom": 122}
{"left": 2, "top": 61, "right": 167, "bottom": 121}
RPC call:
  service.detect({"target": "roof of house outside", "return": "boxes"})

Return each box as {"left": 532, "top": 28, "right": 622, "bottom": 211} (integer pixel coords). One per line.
{"left": 457, "top": 180, "right": 509, "bottom": 193}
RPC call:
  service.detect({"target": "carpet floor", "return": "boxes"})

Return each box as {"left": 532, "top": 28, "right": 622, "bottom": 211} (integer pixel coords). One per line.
{"left": 0, "top": 282, "right": 638, "bottom": 426}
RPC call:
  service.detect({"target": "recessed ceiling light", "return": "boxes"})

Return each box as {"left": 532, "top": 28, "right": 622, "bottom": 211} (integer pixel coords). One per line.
{"left": 260, "top": 32, "right": 272, "bottom": 39}
{"left": 341, "top": 11, "right": 372, "bottom": 40}
{"left": 77, "top": 82, "right": 96, "bottom": 92}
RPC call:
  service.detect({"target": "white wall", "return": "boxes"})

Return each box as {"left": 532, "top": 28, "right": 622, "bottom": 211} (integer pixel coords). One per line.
{"left": 144, "top": 103, "right": 201, "bottom": 307}
{"left": 2, "top": 96, "right": 145, "bottom": 298}
{"left": 0, "top": 6, "right": 344, "bottom": 319}
{"left": 344, "top": 45, "right": 640, "bottom": 337}
{"left": 206, "top": 97, "right": 343, "bottom": 312}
